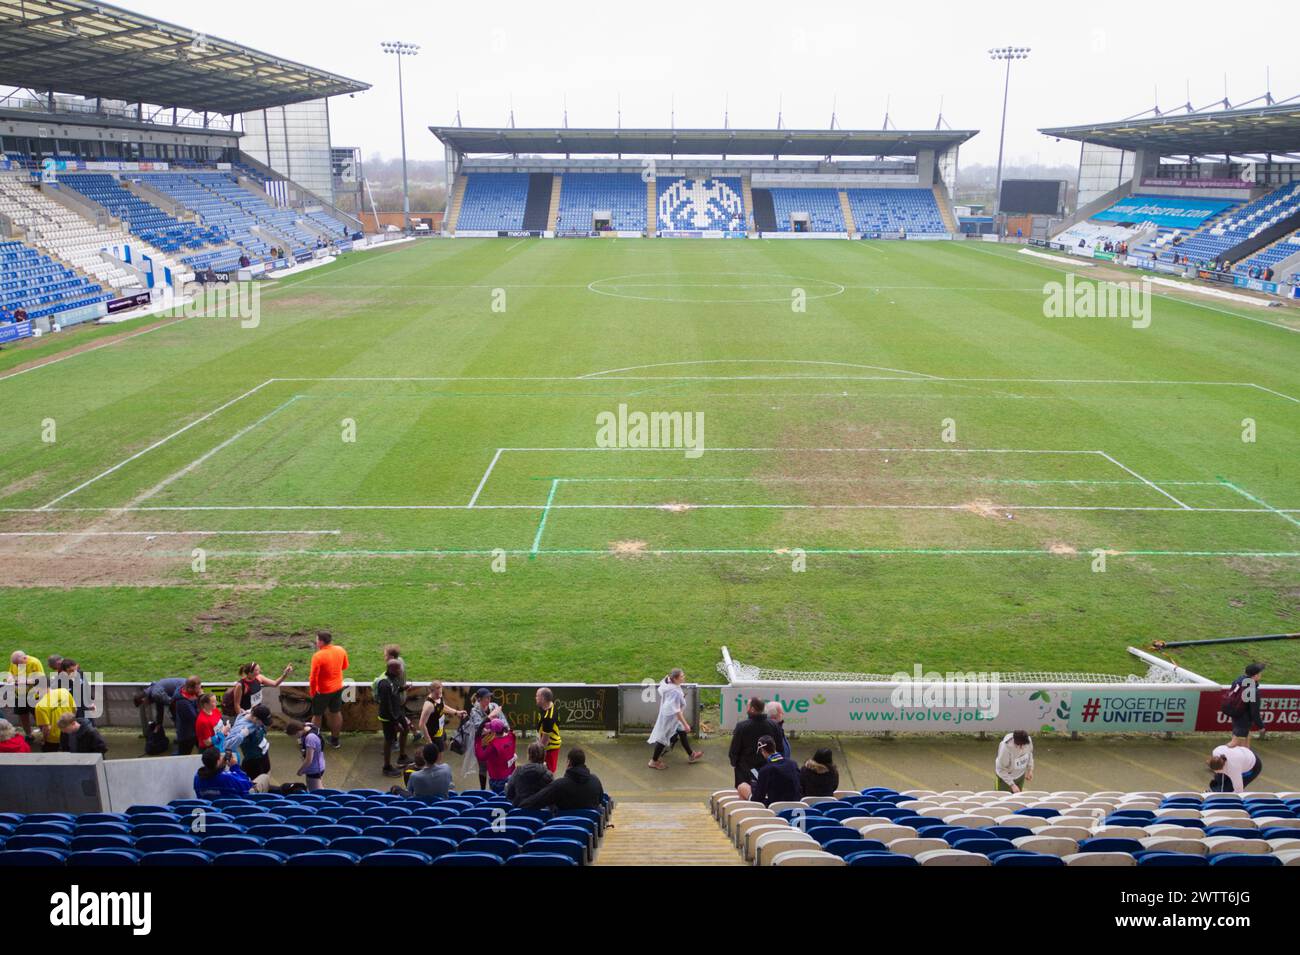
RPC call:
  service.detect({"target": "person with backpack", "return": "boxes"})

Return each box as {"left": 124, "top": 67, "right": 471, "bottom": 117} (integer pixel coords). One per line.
{"left": 134, "top": 676, "right": 184, "bottom": 734}
{"left": 473, "top": 718, "right": 517, "bottom": 795}
{"left": 230, "top": 660, "right": 293, "bottom": 714}
{"left": 226, "top": 704, "right": 273, "bottom": 779}
{"left": 376, "top": 659, "right": 412, "bottom": 778}
{"left": 462, "top": 688, "right": 508, "bottom": 788}
{"left": 287, "top": 720, "right": 325, "bottom": 791}
{"left": 1223, "top": 663, "right": 1266, "bottom": 746}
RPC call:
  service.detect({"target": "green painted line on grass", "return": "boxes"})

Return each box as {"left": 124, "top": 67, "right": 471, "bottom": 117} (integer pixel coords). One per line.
{"left": 530, "top": 479, "right": 560, "bottom": 558}
{"left": 1216, "top": 478, "right": 1300, "bottom": 530}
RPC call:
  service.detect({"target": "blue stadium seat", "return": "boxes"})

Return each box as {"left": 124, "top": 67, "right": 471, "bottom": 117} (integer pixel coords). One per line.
{"left": 6, "top": 833, "right": 71, "bottom": 851}
{"left": 394, "top": 836, "right": 457, "bottom": 859}
{"left": 430, "top": 852, "right": 505, "bottom": 867}
{"left": 520, "top": 838, "right": 584, "bottom": 865}
{"left": 211, "top": 850, "right": 287, "bottom": 867}
{"left": 461, "top": 836, "right": 521, "bottom": 859}
{"left": 199, "top": 834, "right": 265, "bottom": 852}
{"left": 1137, "top": 852, "right": 1209, "bottom": 867}
{"left": 364, "top": 824, "right": 419, "bottom": 842}
{"left": 67, "top": 849, "right": 141, "bottom": 866}
{"left": 264, "top": 835, "right": 329, "bottom": 855}
{"left": 247, "top": 824, "right": 305, "bottom": 839}
{"left": 845, "top": 851, "right": 920, "bottom": 867}
{"left": 952, "top": 837, "right": 1017, "bottom": 855}
{"left": 505, "top": 853, "right": 578, "bottom": 867}
{"left": 992, "top": 852, "right": 1065, "bottom": 867}
{"left": 359, "top": 850, "right": 433, "bottom": 866}
{"left": 821, "top": 838, "right": 885, "bottom": 858}
{"left": 1204, "top": 827, "right": 1264, "bottom": 839}
{"left": 302, "top": 823, "right": 364, "bottom": 840}
{"left": 0, "top": 848, "right": 68, "bottom": 865}
{"left": 986, "top": 826, "right": 1034, "bottom": 840}
{"left": 285, "top": 850, "right": 360, "bottom": 867}
{"left": 1208, "top": 854, "right": 1281, "bottom": 867}
{"left": 329, "top": 836, "right": 392, "bottom": 857}
{"left": 139, "top": 849, "right": 212, "bottom": 866}
{"left": 70, "top": 834, "right": 134, "bottom": 851}
{"left": 1078, "top": 838, "right": 1144, "bottom": 854}
{"left": 131, "top": 823, "right": 188, "bottom": 837}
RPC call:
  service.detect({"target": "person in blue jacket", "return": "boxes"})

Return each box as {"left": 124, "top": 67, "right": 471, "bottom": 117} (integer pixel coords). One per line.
{"left": 193, "top": 747, "right": 263, "bottom": 799}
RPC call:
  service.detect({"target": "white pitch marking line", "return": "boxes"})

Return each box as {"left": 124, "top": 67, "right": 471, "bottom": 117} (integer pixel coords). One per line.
{"left": 38, "top": 379, "right": 278, "bottom": 510}
{"left": 578, "top": 359, "right": 939, "bottom": 380}
{"left": 467, "top": 448, "right": 503, "bottom": 508}
{"left": 128, "top": 395, "right": 302, "bottom": 508}
{"left": 5, "top": 504, "right": 1293, "bottom": 514}
{"left": 1093, "top": 451, "right": 1191, "bottom": 510}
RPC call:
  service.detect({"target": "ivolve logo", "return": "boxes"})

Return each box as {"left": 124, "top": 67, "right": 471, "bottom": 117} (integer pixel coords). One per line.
{"left": 49, "top": 886, "right": 151, "bottom": 935}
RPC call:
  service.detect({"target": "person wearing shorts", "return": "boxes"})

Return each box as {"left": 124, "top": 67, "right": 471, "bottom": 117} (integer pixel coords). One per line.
{"left": 536, "top": 687, "right": 562, "bottom": 773}
{"left": 308, "top": 631, "right": 349, "bottom": 749}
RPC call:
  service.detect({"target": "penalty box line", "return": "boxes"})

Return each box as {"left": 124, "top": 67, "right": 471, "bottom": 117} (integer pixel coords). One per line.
{"left": 469, "top": 447, "right": 1193, "bottom": 511}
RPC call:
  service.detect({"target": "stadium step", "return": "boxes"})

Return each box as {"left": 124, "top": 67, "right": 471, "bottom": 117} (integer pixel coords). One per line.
{"left": 933, "top": 183, "right": 960, "bottom": 234}
{"left": 594, "top": 802, "right": 743, "bottom": 866}
{"left": 742, "top": 174, "right": 755, "bottom": 232}
{"left": 751, "top": 187, "right": 777, "bottom": 232}
{"left": 546, "top": 173, "right": 562, "bottom": 232}
{"left": 838, "top": 189, "right": 856, "bottom": 232}
{"left": 446, "top": 174, "right": 468, "bottom": 233}
{"left": 646, "top": 175, "right": 656, "bottom": 236}
{"left": 522, "top": 172, "right": 553, "bottom": 231}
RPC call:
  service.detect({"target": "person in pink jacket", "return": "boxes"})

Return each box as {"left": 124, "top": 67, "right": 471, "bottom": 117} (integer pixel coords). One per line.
{"left": 473, "top": 719, "right": 517, "bottom": 795}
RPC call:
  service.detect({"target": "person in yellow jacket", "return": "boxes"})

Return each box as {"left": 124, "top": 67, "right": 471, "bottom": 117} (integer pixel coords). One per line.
{"left": 6, "top": 650, "right": 44, "bottom": 742}
{"left": 35, "top": 685, "right": 76, "bottom": 752}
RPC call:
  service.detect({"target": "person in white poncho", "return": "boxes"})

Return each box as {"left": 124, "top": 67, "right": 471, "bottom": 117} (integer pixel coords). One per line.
{"left": 648, "top": 669, "right": 703, "bottom": 770}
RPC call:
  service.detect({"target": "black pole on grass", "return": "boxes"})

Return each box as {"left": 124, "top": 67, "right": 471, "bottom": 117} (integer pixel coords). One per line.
{"left": 1153, "top": 633, "right": 1298, "bottom": 649}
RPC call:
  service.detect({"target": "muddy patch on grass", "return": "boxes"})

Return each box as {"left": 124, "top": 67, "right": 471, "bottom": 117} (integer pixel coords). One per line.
{"left": 658, "top": 502, "right": 693, "bottom": 512}
{"left": 1046, "top": 541, "right": 1078, "bottom": 556}
{"left": 610, "top": 539, "right": 648, "bottom": 556}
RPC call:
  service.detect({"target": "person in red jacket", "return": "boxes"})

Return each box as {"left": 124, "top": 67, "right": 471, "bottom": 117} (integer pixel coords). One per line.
{"left": 473, "top": 719, "right": 517, "bottom": 795}
{"left": 0, "top": 718, "right": 31, "bottom": 752}
{"left": 195, "top": 693, "right": 225, "bottom": 751}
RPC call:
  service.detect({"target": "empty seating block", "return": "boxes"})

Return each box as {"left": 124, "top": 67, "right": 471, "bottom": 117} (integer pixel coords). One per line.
{"left": 847, "top": 188, "right": 946, "bottom": 234}
{"left": 456, "top": 173, "right": 530, "bottom": 232}
{"left": 557, "top": 173, "right": 646, "bottom": 232}
{"left": 769, "top": 188, "right": 845, "bottom": 232}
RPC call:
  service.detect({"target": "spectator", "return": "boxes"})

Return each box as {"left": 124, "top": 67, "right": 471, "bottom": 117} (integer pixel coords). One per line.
{"left": 0, "top": 718, "right": 31, "bottom": 753}
{"left": 764, "top": 700, "right": 791, "bottom": 758}
{"left": 57, "top": 713, "right": 107, "bottom": 755}
{"left": 647, "top": 668, "right": 702, "bottom": 770}
{"left": 473, "top": 718, "right": 517, "bottom": 795}
{"left": 416, "top": 680, "right": 466, "bottom": 750}
{"left": 33, "top": 683, "right": 76, "bottom": 752}
{"left": 226, "top": 704, "right": 273, "bottom": 779}
{"left": 536, "top": 686, "right": 562, "bottom": 773}
{"left": 134, "top": 676, "right": 184, "bottom": 731}
{"left": 406, "top": 742, "right": 453, "bottom": 799}
{"left": 399, "top": 747, "right": 426, "bottom": 790}
{"left": 46, "top": 654, "right": 63, "bottom": 674}
{"left": 1224, "top": 662, "right": 1266, "bottom": 746}
{"left": 800, "top": 748, "right": 840, "bottom": 797}
{"left": 173, "top": 676, "right": 202, "bottom": 756}
{"left": 463, "top": 687, "right": 507, "bottom": 789}
{"left": 376, "top": 659, "right": 411, "bottom": 777}
{"left": 519, "top": 747, "right": 604, "bottom": 811}
{"left": 194, "top": 693, "right": 225, "bottom": 751}
{"left": 231, "top": 660, "right": 292, "bottom": 714}
{"left": 995, "top": 730, "right": 1035, "bottom": 793}
{"left": 1208, "top": 744, "right": 1262, "bottom": 793}
{"left": 57, "top": 659, "right": 92, "bottom": 725}
{"left": 193, "top": 748, "right": 270, "bottom": 799}
{"left": 745, "top": 735, "right": 801, "bottom": 806}
{"left": 508, "top": 741, "right": 553, "bottom": 805}
{"left": 6, "top": 650, "right": 44, "bottom": 743}
{"left": 13, "top": 305, "right": 26, "bottom": 323}
{"left": 308, "top": 630, "right": 348, "bottom": 749}
{"left": 287, "top": 720, "right": 325, "bottom": 791}
{"left": 728, "top": 696, "right": 780, "bottom": 791}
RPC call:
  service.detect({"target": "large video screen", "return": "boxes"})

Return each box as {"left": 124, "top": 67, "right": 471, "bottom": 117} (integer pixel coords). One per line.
{"left": 1000, "top": 179, "right": 1064, "bottom": 215}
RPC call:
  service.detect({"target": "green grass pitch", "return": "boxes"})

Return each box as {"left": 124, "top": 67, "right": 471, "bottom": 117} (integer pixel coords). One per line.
{"left": 1, "top": 237, "right": 1297, "bottom": 685}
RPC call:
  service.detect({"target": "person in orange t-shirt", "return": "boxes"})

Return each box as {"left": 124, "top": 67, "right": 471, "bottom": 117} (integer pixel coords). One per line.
{"left": 309, "top": 630, "right": 349, "bottom": 749}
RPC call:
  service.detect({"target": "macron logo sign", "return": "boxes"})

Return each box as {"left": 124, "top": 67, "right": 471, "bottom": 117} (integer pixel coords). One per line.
{"left": 49, "top": 886, "right": 152, "bottom": 935}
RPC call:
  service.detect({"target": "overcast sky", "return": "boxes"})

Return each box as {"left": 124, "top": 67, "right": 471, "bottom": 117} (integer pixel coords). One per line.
{"left": 129, "top": 0, "right": 1299, "bottom": 167}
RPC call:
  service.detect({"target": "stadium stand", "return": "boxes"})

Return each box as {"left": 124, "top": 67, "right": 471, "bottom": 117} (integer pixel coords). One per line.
{"left": 712, "top": 787, "right": 1300, "bottom": 866}
{"left": 845, "top": 187, "right": 947, "bottom": 234}
{"left": 769, "top": 187, "right": 845, "bottom": 232}
{"left": 0, "top": 239, "right": 112, "bottom": 319}
{"left": 1157, "top": 181, "right": 1300, "bottom": 265}
{"left": 455, "top": 173, "right": 530, "bottom": 232}
{"left": 0, "top": 788, "right": 613, "bottom": 868}
{"left": 1052, "top": 220, "right": 1149, "bottom": 254}
{"left": 556, "top": 173, "right": 646, "bottom": 232}
{"left": 135, "top": 173, "right": 271, "bottom": 264}
{"left": 0, "top": 178, "right": 140, "bottom": 290}
{"left": 1234, "top": 228, "right": 1300, "bottom": 275}
{"left": 656, "top": 176, "right": 746, "bottom": 232}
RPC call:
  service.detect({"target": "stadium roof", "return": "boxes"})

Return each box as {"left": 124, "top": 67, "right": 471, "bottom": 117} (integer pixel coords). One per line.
{"left": 430, "top": 126, "right": 977, "bottom": 157}
{"left": 1040, "top": 102, "right": 1300, "bottom": 156}
{"left": 0, "top": 0, "right": 370, "bottom": 115}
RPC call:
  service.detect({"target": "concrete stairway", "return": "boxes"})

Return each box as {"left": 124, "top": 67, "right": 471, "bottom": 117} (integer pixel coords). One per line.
{"left": 838, "top": 190, "right": 856, "bottom": 233}
{"left": 445, "top": 174, "right": 468, "bottom": 233}
{"left": 594, "top": 801, "right": 744, "bottom": 866}
{"left": 932, "top": 183, "right": 960, "bottom": 234}
{"left": 742, "top": 174, "right": 755, "bottom": 232}
{"left": 547, "top": 173, "right": 563, "bottom": 232}
{"left": 646, "top": 176, "right": 657, "bottom": 236}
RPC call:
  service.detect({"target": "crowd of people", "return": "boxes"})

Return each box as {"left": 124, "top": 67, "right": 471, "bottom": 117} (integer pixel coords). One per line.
{"left": 0, "top": 650, "right": 105, "bottom": 754}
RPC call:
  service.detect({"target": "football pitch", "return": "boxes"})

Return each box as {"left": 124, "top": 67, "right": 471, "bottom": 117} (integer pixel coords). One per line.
{"left": 1, "top": 238, "right": 1297, "bottom": 684}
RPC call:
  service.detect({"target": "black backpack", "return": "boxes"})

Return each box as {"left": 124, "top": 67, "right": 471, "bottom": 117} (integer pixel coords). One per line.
{"left": 1220, "top": 681, "right": 1249, "bottom": 718}
{"left": 144, "top": 721, "right": 170, "bottom": 756}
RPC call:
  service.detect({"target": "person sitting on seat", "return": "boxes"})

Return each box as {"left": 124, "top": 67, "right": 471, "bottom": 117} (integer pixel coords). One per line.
{"left": 519, "top": 747, "right": 604, "bottom": 811}
{"left": 193, "top": 747, "right": 270, "bottom": 799}
{"left": 745, "top": 735, "right": 801, "bottom": 806}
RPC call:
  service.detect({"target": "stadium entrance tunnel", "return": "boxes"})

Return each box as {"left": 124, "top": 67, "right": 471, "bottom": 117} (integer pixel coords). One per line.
{"left": 587, "top": 271, "right": 846, "bottom": 304}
